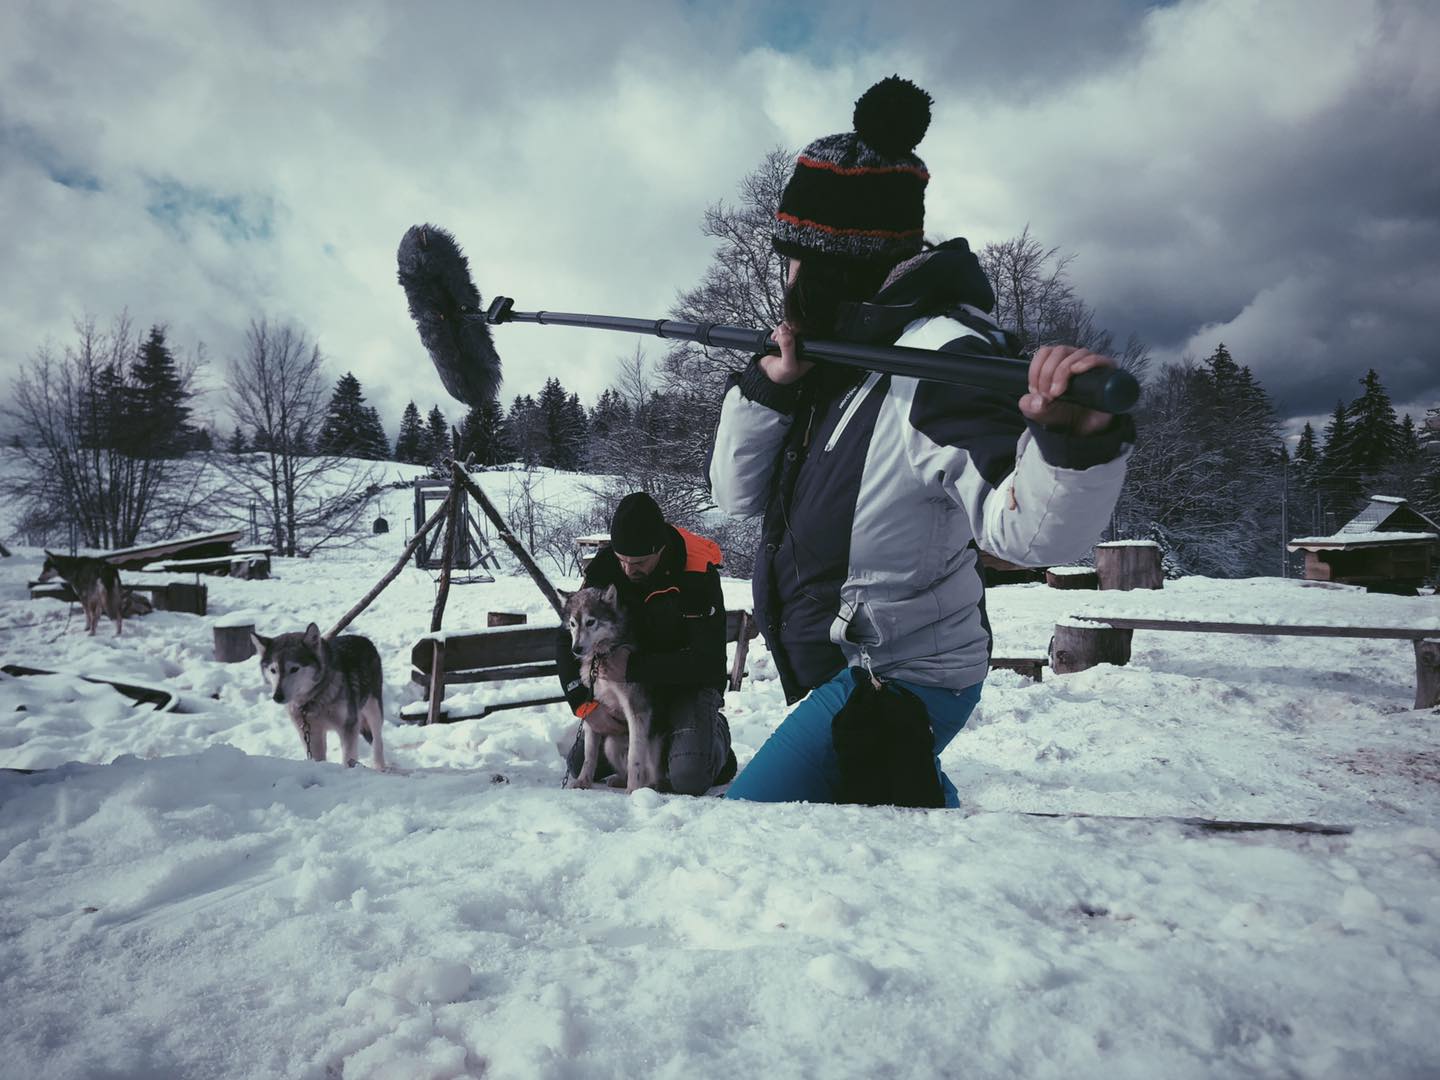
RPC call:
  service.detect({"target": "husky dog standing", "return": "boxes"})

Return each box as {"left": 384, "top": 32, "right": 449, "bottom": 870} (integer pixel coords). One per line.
{"left": 39, "top": 551, "right": 124, "bottom": 636}
{"left": 564, "top": 584, "right": 662, "bottom": 793}
{"left": 251, "top": 623, "right": 387, "bottom": 769}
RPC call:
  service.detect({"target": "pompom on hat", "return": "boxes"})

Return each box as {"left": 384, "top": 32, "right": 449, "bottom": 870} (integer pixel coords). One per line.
{"left": 773, "top": 75, "right": 934, "bottom": 263}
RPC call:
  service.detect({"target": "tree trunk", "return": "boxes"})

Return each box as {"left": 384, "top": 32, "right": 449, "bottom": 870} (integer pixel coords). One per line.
{"left": 1416, "top": 639, "right": 1440, "bottom": 709}
{"left": 1095, "top": 543, "right": 1163, "bottom": 590}
{"left": 1046, "top": 568, "right": 1099, "bottom": 590}
{"left": 162, "top": 583, "right": 208, "bottom": 615}
{"left": 214, "top": 623, "right": 256, "bottom": 663}
{"left": 1050, "top": 623, "right": 1133, "bottom": 674}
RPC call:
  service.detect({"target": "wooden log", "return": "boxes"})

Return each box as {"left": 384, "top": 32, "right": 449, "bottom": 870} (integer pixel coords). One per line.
{"left": 1095, "top": 542, "right": 1163, "bottom": 591}
{"left": 728, "top": 611, "right": 751, "bottom": 691}
{"left": 429, "top": 486, "right": 460, "bottom": 633}
{"left": 450, "top": 463, "right": 567, "bottom": 618}
{"left": 1050, "top": 623, "right": 1133, "bottom": 674}
{"left": 163, "top": 583, "right": 208, "bottom": 615}
{"left": 326, "top": 494, "right": 452, "bottom": 639}
{"left": 1046, "top": 568, "right": 1099, "bottom": 590}
{"left": 426, "top": 638, "right": 448, "bottom": 726}
{"left": 487, "top": 612, "right": 528, "bottom": 628}
{"left": 989, "top": 656, "right": 1046, "bottom": 681}
{"left": 1416, "top": 639, "right": 1440, "bottom": 709}
{"left": 214, "top": 623, "right": 256, "bottom": 663}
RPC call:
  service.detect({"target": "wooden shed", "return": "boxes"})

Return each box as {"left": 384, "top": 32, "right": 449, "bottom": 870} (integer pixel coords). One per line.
{"left": 1287, "top": 495, "right": 1439, "bottom": 594}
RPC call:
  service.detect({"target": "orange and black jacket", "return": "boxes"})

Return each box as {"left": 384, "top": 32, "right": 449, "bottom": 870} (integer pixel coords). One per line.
{"left": 556, "top": 524, "right": 728, "bottom": 717}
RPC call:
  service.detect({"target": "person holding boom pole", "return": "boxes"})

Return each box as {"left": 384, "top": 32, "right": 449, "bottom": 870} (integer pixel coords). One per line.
{"left": 711, "top": 75, "right": 1135, "bottom": 807}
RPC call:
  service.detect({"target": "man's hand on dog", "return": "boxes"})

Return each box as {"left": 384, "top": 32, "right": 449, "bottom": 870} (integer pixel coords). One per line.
{"left": 582, "top": 704, "right": 627, "bottom": 736}
{"left": 596, "top": 645, "right": 633, "bottom": 683}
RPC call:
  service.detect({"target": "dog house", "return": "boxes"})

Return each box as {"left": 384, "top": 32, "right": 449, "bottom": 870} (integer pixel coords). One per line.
{"left": 1287, "top": 495, "right": 1439, "bottom": 594}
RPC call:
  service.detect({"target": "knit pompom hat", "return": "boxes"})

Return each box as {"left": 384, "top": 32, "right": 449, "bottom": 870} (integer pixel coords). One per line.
{"left": 772, "top": 75, "right": 933, "bottom": 263}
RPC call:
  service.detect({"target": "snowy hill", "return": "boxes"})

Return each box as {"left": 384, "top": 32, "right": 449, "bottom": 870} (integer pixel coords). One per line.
{"left": 2, "top": 470, "right": 1439, "bottom": 1078}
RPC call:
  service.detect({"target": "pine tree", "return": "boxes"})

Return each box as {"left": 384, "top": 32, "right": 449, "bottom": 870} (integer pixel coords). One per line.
{"left": 131, "top": 325, "right": 192, "bottom": 457}
{"left": 1418, "top": 406, "right": 1440, "bottom": 522}
{"left": 1319, "top": 399, "right": 1359, "bottom": 525}
{"left": 455, "top": 398, "right": 508, "bottom": 466}
{"left": 1344, "top": 369, "right": 1403, "bottom": 478}
{"left": 561, "top": 392, "right": 589, "bottom": 470}
{"left": 505, "top": 395, "right": 541, "bottom": 467}
{"left": 359, "top": 406, "right": 389, "bottom": 460}
{"left": 394, "top": 401, "right": 425, "bottom": 463}
{"left": 226, "top": 426, "right": 248, "bottom": 454}
{"left": 424, "top": 405, "right": 451, "bottom": 467}
{"left": 534, "top": 378, "right": 589, "bottom": 469}
{"left": 1292, "top": 421, "right": 1321, "bottom": 533}
{"left": 318, "top": 373, "right": 370, "bottom": 457}
{"left": 1293, "top": 423, "right": 1319, "bottom": 484}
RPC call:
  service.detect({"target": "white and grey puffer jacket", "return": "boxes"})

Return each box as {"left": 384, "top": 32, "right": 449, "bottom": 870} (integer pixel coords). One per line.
{"left": 709, "top": 245, "right": 1134, "bottom": 704}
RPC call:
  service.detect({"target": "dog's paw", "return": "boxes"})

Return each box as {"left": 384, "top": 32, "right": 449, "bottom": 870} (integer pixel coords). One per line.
{"left": 569, "top": 775, "right": 594, "bottom": 790}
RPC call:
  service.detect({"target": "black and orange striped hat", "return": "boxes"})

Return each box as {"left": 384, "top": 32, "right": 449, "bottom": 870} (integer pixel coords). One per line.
{"left": 773, "top": 75, "right": 933, "bottom": 263}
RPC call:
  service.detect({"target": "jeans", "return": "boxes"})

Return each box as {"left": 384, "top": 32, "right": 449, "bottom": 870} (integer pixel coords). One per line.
{"left": 725, "top": 670, "right": 982, "bottom": 807}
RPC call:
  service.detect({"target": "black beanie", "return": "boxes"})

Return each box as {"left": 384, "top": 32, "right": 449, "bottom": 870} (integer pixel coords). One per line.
{"left": 610, "top": 492, "right": 669, "bottom": 556}
{"left": 773, "top": 75, "right": 933, "bottom": 263}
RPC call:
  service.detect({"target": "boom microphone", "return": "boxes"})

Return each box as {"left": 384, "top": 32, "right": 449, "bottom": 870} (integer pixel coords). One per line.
{"left": 396, "top": 224, "right": 1140, "bottom": 415}
{"left": 396, "top": 225, "right": 502, "bottom": 408}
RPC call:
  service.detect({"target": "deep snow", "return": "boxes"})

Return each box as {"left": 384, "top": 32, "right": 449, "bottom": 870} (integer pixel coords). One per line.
{"left": 2, "top": 467, "right": 1439, "bottom": 1079}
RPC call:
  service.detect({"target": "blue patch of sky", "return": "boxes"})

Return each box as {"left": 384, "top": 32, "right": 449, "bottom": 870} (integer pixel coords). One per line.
{"left": 144, "top": 179, "right": 274, "bottom": 242}
{"left": 1, "top": 121, "right": 103, "bottom": 191}
{"left": 677, "top": 0, "right": 845, "bottom": 59}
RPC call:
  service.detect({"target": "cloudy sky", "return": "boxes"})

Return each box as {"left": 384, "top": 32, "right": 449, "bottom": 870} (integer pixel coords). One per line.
{"left": 2, "top": 0, "right": 1436, "bottom": 441}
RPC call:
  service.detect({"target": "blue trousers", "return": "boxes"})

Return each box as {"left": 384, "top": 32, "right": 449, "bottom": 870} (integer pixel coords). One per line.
{"left": 725, "top": 670, "right": 982, "bottom": 807}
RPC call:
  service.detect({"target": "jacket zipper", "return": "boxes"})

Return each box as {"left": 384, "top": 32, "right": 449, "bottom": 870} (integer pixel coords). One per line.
{"left": 824, "top": 372, "right": 882, "bottom": 452}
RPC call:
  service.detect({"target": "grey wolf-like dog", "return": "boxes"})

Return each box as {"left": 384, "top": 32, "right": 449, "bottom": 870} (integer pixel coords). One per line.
{"left": 564, "top": 584, "right": 662, "bottom": 792}
{"left": 39, "top": 551, "right": 124, "bottom": 636}
{"left": 251, "top": 622, "right": 387, "bottom": 769}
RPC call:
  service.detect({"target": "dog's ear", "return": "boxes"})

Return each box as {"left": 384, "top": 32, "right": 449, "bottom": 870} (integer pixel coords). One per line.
{"left": 556, "top": 588, "right": 574, "bottom": 605}
{"left": 250, "top": 632, "right": 271, "bottom": 656}
{"left": 601, "top": 583, "right": 618, "bottom": 606}
{"left": 303, "top": 622, "right": 322, "bottom": 648}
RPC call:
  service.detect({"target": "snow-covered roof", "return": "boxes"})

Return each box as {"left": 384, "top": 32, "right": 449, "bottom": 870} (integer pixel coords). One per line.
{"left": 1094, "top": 540, "right": 1160, "bottom": 548}
{"left": 1338, "top": 496, "right": 1440, "bottom": 536}
{"left": 1287, "top": 530, "right": 1438, "bottom": 550}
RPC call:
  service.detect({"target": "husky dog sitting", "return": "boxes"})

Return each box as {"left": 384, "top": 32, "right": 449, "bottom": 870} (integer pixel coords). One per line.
{"left": 564, "top": 584, "right": 661, "bottom": 793}
{"left": 39, "top": 551, "right": 124, "bottom": 636}
{"left": 251, "top": 622, "right": 387, "bottom": 769}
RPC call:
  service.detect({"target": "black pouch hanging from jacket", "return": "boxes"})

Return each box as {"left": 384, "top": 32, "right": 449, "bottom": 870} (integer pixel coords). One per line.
{"left": 831, "top": 667, "right": 944, "bottom": 808}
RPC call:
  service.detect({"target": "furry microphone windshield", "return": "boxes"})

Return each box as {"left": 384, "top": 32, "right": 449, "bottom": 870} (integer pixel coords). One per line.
{"left": 396, "top": 224, "right": 502, "bottom": 406}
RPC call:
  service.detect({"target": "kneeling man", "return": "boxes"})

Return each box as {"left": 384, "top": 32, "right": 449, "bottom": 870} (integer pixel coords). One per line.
{"left": 556, "top": 492, "right": 736, "bottom": 794}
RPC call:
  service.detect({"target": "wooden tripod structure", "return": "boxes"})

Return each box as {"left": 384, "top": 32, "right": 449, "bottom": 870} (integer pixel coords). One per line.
{"left": 327, "top": 458, "right": 568, "bottom": 723}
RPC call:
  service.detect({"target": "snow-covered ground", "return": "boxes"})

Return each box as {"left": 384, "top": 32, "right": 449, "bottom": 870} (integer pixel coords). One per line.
{"left": 2, "top": 471, "right": 1439, "bottom": 1079}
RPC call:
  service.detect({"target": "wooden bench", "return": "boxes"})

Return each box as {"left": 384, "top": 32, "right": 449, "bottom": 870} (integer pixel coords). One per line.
{"left": 28, "top": 580, "right": 208, "bottom": 615}
{"left": 147, "top": 548, "right": 271, "bottom": 579}
{"left": 405, "top": 610, "right": 761, "bottom": 725}
{"left": 1051, "top": 616, "right": 1440, "bottom": 708}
